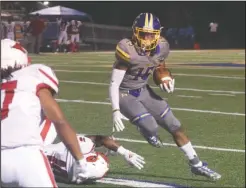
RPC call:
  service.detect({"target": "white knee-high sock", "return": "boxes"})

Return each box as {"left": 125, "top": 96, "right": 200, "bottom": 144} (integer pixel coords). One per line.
{"left": 180, "top": 142, "right": 202, "bottom": 166}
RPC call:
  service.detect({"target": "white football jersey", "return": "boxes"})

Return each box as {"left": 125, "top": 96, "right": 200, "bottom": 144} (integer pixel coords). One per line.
{"left": 1, "top": 64, "right": 59, "bottom": 149}
{"left": 58, "top": 20, "right": 69, "bottom": 32}
{"left": 43, "top": 135, "right": 96, "bottom": 181}
{"left": 5, "top": 22, "right": 15, "bottom": 33}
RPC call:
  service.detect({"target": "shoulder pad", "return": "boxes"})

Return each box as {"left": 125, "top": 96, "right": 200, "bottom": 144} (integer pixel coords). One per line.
{"left": 159, "top": 37, "right": 168, "bottom": 43}
{"left": 158, "top": 37, "right": 170, "bottom": 60}
{"left": 115, "top": 38, "right": 132, "bottom": 63}
{"left": 34, "top": 64, "right": 59, "bottom": 94}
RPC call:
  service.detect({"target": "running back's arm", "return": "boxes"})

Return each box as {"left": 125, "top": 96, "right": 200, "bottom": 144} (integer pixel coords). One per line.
{"left": 87, "top": 135, "right": 120, "bottom": 152}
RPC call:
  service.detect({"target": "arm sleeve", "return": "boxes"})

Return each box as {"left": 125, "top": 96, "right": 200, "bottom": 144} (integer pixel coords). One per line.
{"left": 109, "top": 68, "right": 126, "bottom": 111}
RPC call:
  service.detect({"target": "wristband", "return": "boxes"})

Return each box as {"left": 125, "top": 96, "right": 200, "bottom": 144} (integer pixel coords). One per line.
{"left": 117, "top": 146, "right": 127, "bottom": 155}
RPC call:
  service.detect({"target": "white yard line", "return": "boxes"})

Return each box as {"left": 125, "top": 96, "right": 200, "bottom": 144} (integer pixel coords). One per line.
{"left": 43, "top": 62, "right": 244, "bottom": 69}
{"left": 56, "top": 69, "right": 110, "bottom": 73}
{"left": 54, "top": 69, "right": 245, "bottom": 80}
{"left": 56, "top": 98, "right": 245, "bottom": 116}
{"left": 60, "top": 80, "right": 245, "bottom": 95}
{"left": 114, "top": 138, "right": 245, "bottom": 153}
{"left": 177, "top": 95, "right": 202, "bottom": 98}
{"left": 174, "top": 73, "right": 244, "bottom": 80}
{"left": 97, "top": 178, "right": 175, "bottom": 187}
{"left": 209, "top": 93, "right": 236, "bottom": 97}
{"left": 56, "top": 98, "right": 245, "bottom": 153}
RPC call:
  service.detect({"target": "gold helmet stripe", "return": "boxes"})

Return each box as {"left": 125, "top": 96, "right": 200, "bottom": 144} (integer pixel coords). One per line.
{"left": 149, "top": 13, "right": 153, "bottom": 29}
{"left": 144, "top": 13, "right": 149, "bottom": 28}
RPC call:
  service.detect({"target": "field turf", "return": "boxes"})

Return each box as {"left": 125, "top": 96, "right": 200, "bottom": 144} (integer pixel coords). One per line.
{"left": 31, "top": 49, "right": 245, "bottom": 187}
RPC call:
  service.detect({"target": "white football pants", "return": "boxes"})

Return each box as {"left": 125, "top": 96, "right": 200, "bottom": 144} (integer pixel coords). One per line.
{"left": 7, "top": 32, "right": 15, "bottom": 40}
{"left": 1, "top": 146, "right": 58, "bottom": 187}
{"left": 58, "top": 31, "right": 68, "bottom": 45}
{"left": 71, "top": 34, "right": 80, "bottom": 43}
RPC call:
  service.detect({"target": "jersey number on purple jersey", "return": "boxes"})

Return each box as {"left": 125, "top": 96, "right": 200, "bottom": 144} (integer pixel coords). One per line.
{"left": 134, "top": 66, "right": 155, "bottom": 80}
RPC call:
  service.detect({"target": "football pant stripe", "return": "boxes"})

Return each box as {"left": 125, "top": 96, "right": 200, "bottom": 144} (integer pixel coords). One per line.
{"left": 40, "top": 151, "right": 58, "bottom": 188}
{"left": 131, "top": 112, "right": 152, "bottom": 123}
{"left": 160, "top": 105, "right": 171, "bottom": 119}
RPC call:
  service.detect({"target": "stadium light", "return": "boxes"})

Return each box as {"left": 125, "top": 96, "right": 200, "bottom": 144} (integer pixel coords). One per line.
{"left": 43, "top": 1, "right": 49, "bottom": 6}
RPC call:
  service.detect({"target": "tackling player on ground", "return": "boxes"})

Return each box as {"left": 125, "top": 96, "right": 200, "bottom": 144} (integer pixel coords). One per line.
{"left": 40, "top": 120, "right": 145, "bottom": 184}
{"left": 109, "top": 13, "right": 221, "bottom": 180}
{"left": 1, "top": 39, "right": 91, "bottom": 187}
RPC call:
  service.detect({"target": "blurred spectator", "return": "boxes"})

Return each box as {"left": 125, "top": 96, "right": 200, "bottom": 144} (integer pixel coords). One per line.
{"left": 56, "top": 17, "right": 70, "bottom": 53}
{"left": 22, "top": 20, "right": 32, "bottom": 52}
{"left": 165, "top": 28, "right": 178, "bottom": 48}
{"left": 27, "top": 13, "right": 46, "bottom": 54}
{"left": 1, "top": 22, "right": 6, "bottom": 39}
{"left": 178, "top": 27, "right": 186, "bottom": 48}
{"left": 68, "top": 20, "right": 82, "bottom": 52}
{"left": 3, "top": 18, "right": 16, "bottom": 40}
{"left": 209, "top": 21, "right": 219, "bottom": 48}
{"left": 185, "top": 25, "right": 195, "bottom": 48}
{"left": 209, "top": 22, "right": 218, "bottom": 33}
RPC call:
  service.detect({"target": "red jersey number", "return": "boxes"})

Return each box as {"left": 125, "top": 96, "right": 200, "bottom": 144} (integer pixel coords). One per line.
{"left": 1, "top": 80, "right": 17, "bottom": 120}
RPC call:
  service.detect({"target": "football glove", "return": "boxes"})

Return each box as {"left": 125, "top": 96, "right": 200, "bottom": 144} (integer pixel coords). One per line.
{"left": 117, "top": 146, "right": 145, "bottom": 170}
{"left": 71, "top": 158, "right": 90, "bottom": 184}
{"left": 112, "top": 110, "right": 125, "bottom": 132}
{"left": 160, "top": 78, "right": 175, "bottom": 93}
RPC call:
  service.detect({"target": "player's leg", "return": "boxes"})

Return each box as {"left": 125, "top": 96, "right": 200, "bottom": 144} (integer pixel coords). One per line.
{"left": 57, "top": 32, "right": 63, "bottom": 52}
{"left": 1, "top": 149, "right": 19, "bottom": 187}
{"left": 7, "top": 33, "right": 14, "bottom": 40}
{"left": 119, "top": 91, "right": 162, "bottom": 147}
{"left": 36, "top": 33, "right": 42, "bottom": 54}
{"left": 140, "top": 85, "right": 221, "bottom": 180}
{"left": 75, "top": 34, "right": 80, "bottom": 52}
{"left": 62, "top": 33, "right": 68, "bottom": 52}
{"left": 70, "top": 34, "right": 76, "bottom": 52}
{"left": 17, "top": 147, "right": 58, "bottom": 187}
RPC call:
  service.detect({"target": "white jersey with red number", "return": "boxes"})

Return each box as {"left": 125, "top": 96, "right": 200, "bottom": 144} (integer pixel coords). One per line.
{"left": 1, "top": 64, "right": 59, "bottom": 149}
{"left": 43, "top": 134, "right": 96, "bottom": 181}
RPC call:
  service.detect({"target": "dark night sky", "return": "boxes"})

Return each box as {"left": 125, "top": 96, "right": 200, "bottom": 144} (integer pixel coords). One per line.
{"left": 48, "top": 1, "right": 245, "bottom": 28}
{"left": 15, "top": 1, "right": 244, "bottom": 45}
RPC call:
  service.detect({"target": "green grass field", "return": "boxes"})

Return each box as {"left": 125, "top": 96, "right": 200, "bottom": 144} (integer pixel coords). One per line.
{"left": 32, "top": 50, "right": 245, "bottom": 187}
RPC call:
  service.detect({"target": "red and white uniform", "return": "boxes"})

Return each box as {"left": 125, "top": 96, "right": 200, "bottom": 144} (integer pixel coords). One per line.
{"left": 43, "top": 133, "right": 109, "bottom": 183}
{"left": 70, "top": 20, "right": 81, "bottom": 43}
{"left": 40, "top": 118, "right": 57, "bottom": 146}
{"left": 1, "top": 64, "right": 59, "bottom": 187}
{"left": 57, "top": 20, "right": 69, "bottom": 44}
{"left": 5, "top": 22, "right": 15, "bottom": 40}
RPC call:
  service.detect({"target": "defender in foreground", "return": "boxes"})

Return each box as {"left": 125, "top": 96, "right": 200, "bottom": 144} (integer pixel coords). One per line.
{"left": 109, "top": 13, "right": 221, "bottom": 180}
{"left": 1, "top": 39, "right": 89, "bottom": 187}
{"left": 40, "top": 120, "right": 145, "bottom": 184}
